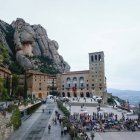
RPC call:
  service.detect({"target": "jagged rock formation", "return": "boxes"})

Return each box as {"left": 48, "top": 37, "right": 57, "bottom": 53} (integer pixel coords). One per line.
{"left": 0, "top": 18, "right": 70, "bottom": 73}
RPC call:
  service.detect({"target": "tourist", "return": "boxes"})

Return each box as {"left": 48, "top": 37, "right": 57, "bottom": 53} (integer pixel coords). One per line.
{"left": 48, "top": 124, "right": 51, "bottom": 132}
{"left": 61, "top": 127, "right": 64, "bottom": 136}
{"left": 64, "top": 126, "right": 67, "bottom": 134}
{"left": 90, "top": 130, "right": 95, "bottom": 140}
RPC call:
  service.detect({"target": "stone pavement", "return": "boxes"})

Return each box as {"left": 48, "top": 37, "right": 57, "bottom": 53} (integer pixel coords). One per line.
{"left": 87, "top": 131, "right": 140, "bottom": 140}
{"left": 8, "top": 102, "right": 71, "bottom": 140}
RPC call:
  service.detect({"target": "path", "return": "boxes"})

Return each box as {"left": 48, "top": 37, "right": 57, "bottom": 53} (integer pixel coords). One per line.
{"left": 8, "top": 102, "right": 71, "bottom": 140}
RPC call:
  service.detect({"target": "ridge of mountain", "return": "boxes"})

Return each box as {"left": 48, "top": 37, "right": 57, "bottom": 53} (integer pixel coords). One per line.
{"left": 0, "top": 18, "right": 70, "bottom": 74}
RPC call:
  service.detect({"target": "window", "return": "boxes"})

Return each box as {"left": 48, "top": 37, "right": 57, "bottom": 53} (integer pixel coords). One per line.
{"left": 99, "top": 54, "right": 101, "bottom": 61}
{"left": 39, "top": 88, "right": 41, "bottom": 90}
{"left": 87, "top": 84, "right": 89, "bottom": 87}
{"left": 91, "top": 55, "right": 94, "bottom": 62}
{"left": 95, "top": 55, "right": 97, "bottom": 60}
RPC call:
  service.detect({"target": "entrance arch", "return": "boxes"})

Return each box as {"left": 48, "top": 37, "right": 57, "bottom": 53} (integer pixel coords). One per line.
{"left": 86, "top": 92, "right": 90, "bottom": 97}
{"left": 80, "top": 92, "right": 84, "bottom": 97}
{"left": 62, "top": 92, "right": 65, "bottom": 97}
{"left": 74, "top": 92, "right": 77, "bottom": 97}
{"left": 38, "top": 93, "right": 43, "bottom": 99}
{"left": 67, "top": 92, "right": 71, "bottom": 97}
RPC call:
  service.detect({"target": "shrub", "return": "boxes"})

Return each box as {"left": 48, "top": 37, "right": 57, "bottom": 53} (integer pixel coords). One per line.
{"left": 57, "top": 101, "right": 70, "bottom": 117}
{"left": 11, "top": 107, "right": 21, "bottom": 130}
{"left": 62, "top": 117, "right": 72, "bottom": 130}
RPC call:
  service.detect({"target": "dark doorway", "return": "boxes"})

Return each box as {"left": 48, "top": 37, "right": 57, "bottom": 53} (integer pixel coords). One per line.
{"left": 80, "top": 92, "right": 84, "bottom": 97}
{"left": 62, "top": 92, "right": 65, "bottom": 97}
{"left": 86, "top": 92, "right": 90, "bottom": 97}
{"left": 67, "top": 92, "right": 70, "bottom": 97}
{"left": 38, "top": 93, "right": 42, "bottom": 98}
{"left": 74, "top": 92, "right": 77, "bottom": 97}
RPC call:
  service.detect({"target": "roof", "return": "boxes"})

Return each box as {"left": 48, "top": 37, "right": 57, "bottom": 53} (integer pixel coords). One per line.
{"left": 26, "top": 70, "right": 56, "bottom": 78}
{"left": 89, "top": 51, "right": 104, "bottom": 55}
{"left": 0, "top": 67, "right": 11, "bottom": 74}
{"left": 62, "top": 70, "right": 89, "bottom": 75}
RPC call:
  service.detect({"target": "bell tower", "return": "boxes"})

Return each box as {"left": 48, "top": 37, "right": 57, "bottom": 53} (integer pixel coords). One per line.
{"left": 89, "top": 51, "right": 106, "bottom": 98}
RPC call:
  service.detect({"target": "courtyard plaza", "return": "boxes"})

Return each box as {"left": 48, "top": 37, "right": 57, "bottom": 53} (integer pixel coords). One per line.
{"left": 65, "top": 97, "right": 140, "bottom": 140}
{"left": 65, "top": 97, "right": 138, "bottom": 120}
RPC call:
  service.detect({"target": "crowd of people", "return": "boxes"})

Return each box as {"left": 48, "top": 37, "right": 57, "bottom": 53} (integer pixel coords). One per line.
{"left": 69, "top": 109, "right": 140, "bottom": 140}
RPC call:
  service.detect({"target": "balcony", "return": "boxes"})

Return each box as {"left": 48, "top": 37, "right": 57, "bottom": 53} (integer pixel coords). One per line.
{"left": 65, "top": 84, "right": 71, "bottom": 89}
{"left": 79, "top": 84, "right": 85, "bottom": 89}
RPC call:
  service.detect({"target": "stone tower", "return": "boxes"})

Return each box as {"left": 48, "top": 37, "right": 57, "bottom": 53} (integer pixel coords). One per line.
{"left": 89, "top": 51, "right": 106, "bottom": 98}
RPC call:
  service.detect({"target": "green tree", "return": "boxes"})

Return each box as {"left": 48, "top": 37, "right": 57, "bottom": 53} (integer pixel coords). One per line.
{"left": 0, "top": 43, "right": 10, "bottom": 66}
{"left": 0, "top": 78, "right": 4, "bottom": 98}
{"left": 11, "top": 74, "right": 19, "bottom": 97}
{"left": 24, "top": 71, "right": 27, "bottom": 100}
{"left": 4, "top": 76, "right": 11, "bottom": 96}
{"left": 0, "top": 78, "right": 9, "bottom": 102}
{"left": 107, "top": 97, "right": 114, "bottom": 105}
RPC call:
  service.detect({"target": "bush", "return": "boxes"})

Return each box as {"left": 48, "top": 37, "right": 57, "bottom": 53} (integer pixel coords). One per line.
{"left": 11, "top": 107, "right": 21, "bottom": 130}
{"left": 57, "top": 101, "right": 70, "bottom": 117}
{"left": 107, "top": 97, "right": 114, "bottom": 105}
{"left": 62, "top": 117, "right": 72, "bottom": 130}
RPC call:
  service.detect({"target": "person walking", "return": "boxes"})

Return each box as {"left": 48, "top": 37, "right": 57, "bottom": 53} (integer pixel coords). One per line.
{"left": 90, "top": 130, "right": 95, "bottom": 140}
{"left": 61, "top": 127, "right": 64, "bottom": 136}
{"left": 48, "top": 124, "right": 51, "bottom": 133}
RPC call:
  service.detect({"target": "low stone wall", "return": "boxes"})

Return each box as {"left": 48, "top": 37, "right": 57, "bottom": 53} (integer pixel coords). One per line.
{"left": 0, "top": 113, "right": 13, "bottom": 140}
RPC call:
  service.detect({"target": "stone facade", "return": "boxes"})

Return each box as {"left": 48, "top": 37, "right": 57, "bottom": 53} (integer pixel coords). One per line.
{"left": 57, "top": 52, "right": 107, "bottom": 101}
{"left": 26, "top": 70, "right": 57, "bottom": 99}
{"left": 0, "top": 52, "right": 108, "bottom": 102}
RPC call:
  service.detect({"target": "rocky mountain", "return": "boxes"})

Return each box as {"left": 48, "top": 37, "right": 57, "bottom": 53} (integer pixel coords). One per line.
{"left": 0, "top": 18, "right": 70, "bottom": 74}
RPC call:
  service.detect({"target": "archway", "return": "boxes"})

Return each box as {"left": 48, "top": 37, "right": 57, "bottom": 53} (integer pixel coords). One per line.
{"left": 86, "top": 92, "right": 90, "bottom": 97}
{"left": 62, "top": 92, "right": 65, "bottom": 97}
{"left": 38, "top": 93, "right": 42, "bottom": 99}
{"left": 80, "top": 92, "right": 84, "bottom": 97}
{"left": 74, "top": 92, "right": 77, "bottom": 97}
{"left": 67, "top": 92, "right": 71, "bottom": 97}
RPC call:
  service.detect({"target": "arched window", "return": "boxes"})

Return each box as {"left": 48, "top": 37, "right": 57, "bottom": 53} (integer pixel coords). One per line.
{"left": 66, "top": 77, "right": 71, "bottom": 88}
{"left": 95, "top": 55, "right": 97, "bottom": 60}
{"left": 91, "top": 55, "right": 94, "bottom": 62}
{"left": 66, "top": 77, "right": 71, "bottom": 83}
{"left": 73, "top": 77, "right": 77, "bottom": 87}
{"left": 98, "top": 54, "right": 101, "bottom": 61}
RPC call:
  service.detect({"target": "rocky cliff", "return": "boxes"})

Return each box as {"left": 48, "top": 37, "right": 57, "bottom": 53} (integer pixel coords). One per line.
{"left": 0, "top": 18, "right": 70, "bottom": 74}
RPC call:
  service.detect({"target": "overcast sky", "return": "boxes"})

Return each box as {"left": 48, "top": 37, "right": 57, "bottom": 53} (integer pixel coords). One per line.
{"left": 0, "top": 0, "right": 140, "bottom": 90}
